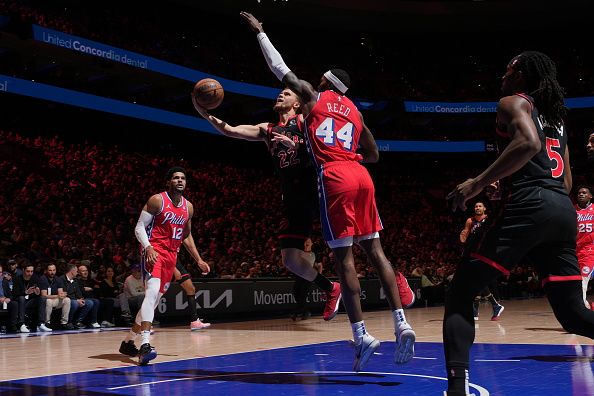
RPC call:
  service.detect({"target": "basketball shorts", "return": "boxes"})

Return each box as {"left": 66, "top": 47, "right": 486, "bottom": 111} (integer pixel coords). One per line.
{"left": 577, "top": 251, "right": 594, "bottom": 278}
{"left": 317, "top": 161, "right": 383, "bottom": 247}
{"left": 278, "top": 193, "right": 317, "bottom": 250}
{"left": 175, "top": 261, "right": 192, "bottom": 284}
{"left": 141, "top": 247, "right": 176, "bottom": 293}
{"left": 468, "top": 187, "right": 581, "bottom": 286}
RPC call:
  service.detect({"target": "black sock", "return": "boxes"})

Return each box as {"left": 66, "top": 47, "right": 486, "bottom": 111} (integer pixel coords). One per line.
{"left": 486, "top": 294, "right": 498, "bottom": 307}
{"left": 447, "top": 366, "right": 468, "bottom": 395}
{"left": 313, "top": 273, "right": 334, "bottom": 292}
{"left": 187, "top": 294, "right": 199, "bottom": 322}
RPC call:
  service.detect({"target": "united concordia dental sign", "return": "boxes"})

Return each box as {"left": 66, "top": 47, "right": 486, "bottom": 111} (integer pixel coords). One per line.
{"left": 33, "top": 25, "right": 148, "bottom": 69}
{"left": 31, "top": 25, "right": 279, "bottom": 100}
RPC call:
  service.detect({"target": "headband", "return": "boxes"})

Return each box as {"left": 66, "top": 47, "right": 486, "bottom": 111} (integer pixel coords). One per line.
{"left": 324, "top": 70, "right": 348, "bottom": 94}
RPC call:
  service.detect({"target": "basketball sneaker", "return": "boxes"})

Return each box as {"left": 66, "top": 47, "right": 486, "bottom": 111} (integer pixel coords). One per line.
{"left": 119, "top": 340, "right": 139, "bottom": 357}
{"left": 138, "top": 343, "right": 157, "bottom": 365}
{"left": 394, "top": 323, "right": 416, "bottom": 364}
{"left": 323, "top": 282, "right": 342, "bottom": 321}
{"left": 352, "top": 333, "right": 380, "bottom": 372}
{"left": 491, "top": 304, "right": 504, "bottom": 321}
{"left": 190, "top": 319, "right": 211, "bottom": 331}
{"left": 37, "top": 323, "right": 52, "bottom": 332}
{"left": 395, "top": 272, "right": 415, "bottom": 308}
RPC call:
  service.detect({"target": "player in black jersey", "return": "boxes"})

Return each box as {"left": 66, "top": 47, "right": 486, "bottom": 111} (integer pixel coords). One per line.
{"left": 445, "top": 51, "right": 594, "bottom": 396}
{"left": 459, "top": 202, "right": 504, "bottom": 321}
{"left": 193, "top": 88, "right": 342, "bottom": 320}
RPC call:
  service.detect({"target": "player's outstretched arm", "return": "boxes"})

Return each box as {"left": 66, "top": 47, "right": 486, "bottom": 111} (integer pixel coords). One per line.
{"left": 240, "top": 11, "right": 315, "bottom": 104}
{"left": 447, "top": 96, "right": 540, "bottom": 211}
{"left": 192, "top": 100, "right": 267, "bottom": 141}
{"left": 357, "top": 112, "right": 379, "bottom": 163}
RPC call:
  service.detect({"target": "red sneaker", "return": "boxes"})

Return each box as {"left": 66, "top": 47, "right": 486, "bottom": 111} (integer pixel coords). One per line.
{"left": 323, "top": 282, "right": 342, "bottom": 321}
{"left": 395, "top": 272, "right": 415, "bottom": 308}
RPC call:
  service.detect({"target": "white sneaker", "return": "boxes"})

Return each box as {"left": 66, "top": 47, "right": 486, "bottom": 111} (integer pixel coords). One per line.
{"left": 90, "top": 322, "right": 101, "bottom": 329}
{"left": 37, "top": 323, "right": 53, "bottom": 332}
{"left": 352, "top": 333, "right": 380, "bottom": 372}
{"left": 101, "top": 321, "right": 115, "bottom": 328}
{"left": 395, "top": 323, "right": 416, "bottom": 364}
{"left": 19, "top": 324, "right": 30, "bottom": 333}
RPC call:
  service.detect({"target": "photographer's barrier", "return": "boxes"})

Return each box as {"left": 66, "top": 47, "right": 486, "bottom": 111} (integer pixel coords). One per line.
{"left": 154, "top": 277, "right": 422, "bottom": 320}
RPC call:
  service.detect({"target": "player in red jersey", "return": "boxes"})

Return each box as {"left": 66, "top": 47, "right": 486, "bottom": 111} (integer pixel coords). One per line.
{"left": 575, "top": 186, "right": 594, "bottom": 309}
{"left": 241, "top": 11, "right": 416, "bottom": 371}
{"left": 119, "top": 167, "right": 210, "bottom": 365}
{"left": 193, "top": 88, "right": 342, "bottom": 320}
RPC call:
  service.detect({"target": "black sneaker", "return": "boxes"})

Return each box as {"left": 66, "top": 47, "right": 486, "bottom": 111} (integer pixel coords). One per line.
{"left": 74, "top": 321, "right": 85, "bottom": 329}
{"left": 119, "top": 340, "right": 139, "bottom": 357}
{"left": 64, "top": 323, "right": 75, "bottom": 330}
{"left": 138, "top": 343, "right": 157, "bottom": 365}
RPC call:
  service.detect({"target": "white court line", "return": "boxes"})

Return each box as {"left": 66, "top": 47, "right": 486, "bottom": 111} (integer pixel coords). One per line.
{"left": 475, "top": 359, "right": 520, "bottom": 362}
{"left": 413, "top": 357, "right": 437, "bottom": 360}
{"left": 108, "top": 370, "right": 490, "bottom": 395}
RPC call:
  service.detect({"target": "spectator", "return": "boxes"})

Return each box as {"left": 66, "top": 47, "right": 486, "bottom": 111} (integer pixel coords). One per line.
{"left": 98, "top": 266, "right": 128, "bottom": 326}
{"left": 122, "top": 265, "right": 145, "bottom": 315}
{"left": 60, "top": 263, "right": 97, "bottom": 329}
{"left": 0, "top": 263, "right": 19, "bottom": 333}
{"left": 39, "top": 262, "right": 71, "bottom": 330}
{"left": 77, "top": 264, "right": 104, "bottom": 328}
{"left": 13, "top": 263, "right": 48, "bottom": 332}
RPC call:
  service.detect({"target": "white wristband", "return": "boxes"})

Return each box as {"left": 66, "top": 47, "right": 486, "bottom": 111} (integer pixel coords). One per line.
{"left": 257, "top": 32, "right": 291, "bottom": 81}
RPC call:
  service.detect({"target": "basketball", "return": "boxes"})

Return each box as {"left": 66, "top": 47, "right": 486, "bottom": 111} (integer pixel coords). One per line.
{"left": 192, "top": 78, "right": 224, "bottom": 110}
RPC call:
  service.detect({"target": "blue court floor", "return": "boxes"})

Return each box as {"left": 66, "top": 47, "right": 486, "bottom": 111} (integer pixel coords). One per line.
{"left": 1, "top": 341, "right": 593, "bottom": 396}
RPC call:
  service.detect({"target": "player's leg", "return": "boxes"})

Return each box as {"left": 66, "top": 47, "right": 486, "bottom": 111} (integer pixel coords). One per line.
{"left": 533, "top": 244, "right": 594, "bottom": 338}
{"left": 291, "top": 275, "right": 311, "bottom": 320}
{"left": 331, "top": 240, "right": 379, "bottom": 371}
{"left": 444, "top": 258, "right": 503, "bottom": 396}
{"left": 583, "top": 276, "right": 591, "bottom": 309}
{"left": 175, "top": 263, "right": 210, "bottom": 330}
{"left": 280, "top": 197, "right": 340, "bottom": 319}
{"left": 358, "top": 237, "right": 415, "bottom": 364}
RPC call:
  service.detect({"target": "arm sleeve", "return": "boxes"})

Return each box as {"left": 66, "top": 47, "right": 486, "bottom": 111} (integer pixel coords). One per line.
{"left": 256, "top": 33, "right": 292, "bottom": 81}
{"left": 134, "top": 210, "right": 154, "bottom": 249}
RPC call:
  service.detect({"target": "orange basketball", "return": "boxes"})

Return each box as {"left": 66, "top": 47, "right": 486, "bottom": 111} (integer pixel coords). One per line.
{"left": 192, "top": 78, "right": 224, "bottom": 110}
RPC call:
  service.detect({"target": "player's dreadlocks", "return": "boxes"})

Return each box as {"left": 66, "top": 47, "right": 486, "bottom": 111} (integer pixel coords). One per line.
{"left": 511, "top": 51, "right": 566, "bottom": 126}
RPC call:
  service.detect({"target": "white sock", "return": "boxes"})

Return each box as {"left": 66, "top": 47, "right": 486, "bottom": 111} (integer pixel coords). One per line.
{"left": 141, "top": 330, "right": 151, "bottom": 345}
{"left": 393, "top": 309, "right": 408, "bottom": 329}
{"left": 351, "top": 320, "right": 366, "bottom": 345}
{"left": 124, "top": 330, "right": 138, "bottom": 343}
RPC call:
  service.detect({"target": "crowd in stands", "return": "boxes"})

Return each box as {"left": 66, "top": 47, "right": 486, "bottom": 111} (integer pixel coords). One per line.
{"left": 0, "top": 125, "right": 575, "bottom": 332}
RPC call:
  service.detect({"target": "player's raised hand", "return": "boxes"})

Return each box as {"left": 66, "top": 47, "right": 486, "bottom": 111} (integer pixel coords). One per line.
{"left": 191, "top": 95, "right": 209, "bottom": 118}
{"left": 197, "top": 259, "right": 211, "bottom": 276}
{"left": 240, "top": 11, "right": 264, "bottom": 33}
{"left": 447, "top": 178, "right": 482, "bottom": 212}
{"left": 271, "top": 132, "right": 296, "bottom": 149}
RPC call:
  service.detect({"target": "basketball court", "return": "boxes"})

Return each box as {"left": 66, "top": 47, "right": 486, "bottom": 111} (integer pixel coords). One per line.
{"left": 1, "top": 298, "right": 593, "bottom": 395}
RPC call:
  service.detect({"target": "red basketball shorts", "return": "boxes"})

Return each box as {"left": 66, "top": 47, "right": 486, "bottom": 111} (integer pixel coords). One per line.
{"left": 318, "top": 161, "right": 383, "bottom": 246}
{"left": 141, "top": 247, "right": 177, "bottom": 293}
